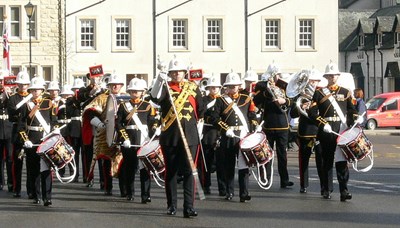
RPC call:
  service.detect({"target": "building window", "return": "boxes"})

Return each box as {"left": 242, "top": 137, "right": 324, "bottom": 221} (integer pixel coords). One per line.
{"left": 206, "top": 19, "right": 222, "bottom": 49}
{"left": 170, "top": 19, "right": 188, "bottom": 50}
{"left": 115, "top": 19, "right": 130, "bottom": 49}
{"left": 42, "top": 66, "right": 52, "bottom": 81}
{"left": 359, "top": 34, "right": 365, "bottom": 46}
{"left": 263, "top": 19, "right": 280, "bottom": 50}
{"left": 0, "top": 7, "right": 4, "bottom": 32}
{"left": 298, "top": 19, "right": 314, "bottom": 48}
{"left": 10, "top": 7, "right": 20, "bottom": 37}
{"left": 80, "top": 19, "right": 96, "bottom": 49}
{"left": 376, "top": 33, "right": 382, "bottom": 46}
{"left": 112, "top": 17, "right": 133, "bottom": 52}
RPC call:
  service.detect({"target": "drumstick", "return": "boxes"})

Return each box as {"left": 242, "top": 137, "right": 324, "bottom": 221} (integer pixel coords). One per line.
{"left": 348, "top": 111, "right": 366, "bottom": 133}
{"left": 40, "top": 124, "right": 67, "bottom": 141}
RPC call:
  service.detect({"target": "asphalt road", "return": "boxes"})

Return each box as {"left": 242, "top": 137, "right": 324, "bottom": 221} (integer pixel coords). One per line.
{"left": 0, "top": 130, "right": 399, "bottom": 228}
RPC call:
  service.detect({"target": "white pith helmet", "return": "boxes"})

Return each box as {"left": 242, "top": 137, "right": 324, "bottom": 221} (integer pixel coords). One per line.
{"left": 223, "top": 71, "right": 242, "bottom": 86}
{"left": 28, "top": 76, "right": 46, "bottom": 90}
{"left": 60, "top": 84, "right": 75, "bottom": 95}
{"left": 15, "top": 71, "right": 30, "bottom": 84}
{"left": 47, "top": 80, "right": 60, "bottom": 91}
{"left": 71, "top": 78, "right": 85, "bottom": 89}
{"left": 127, "top": 78, "right": 147, "bottom": 91}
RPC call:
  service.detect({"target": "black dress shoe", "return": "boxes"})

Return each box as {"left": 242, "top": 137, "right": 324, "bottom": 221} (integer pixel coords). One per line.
{"left": 13, "top": 192, "right": 21, "bottom": 198}
{"left": 280, "top": 181, "right": 294, "bottom": 188}
{"left": 0, "top": 184, "right": 3, "bottom": 190}
{"left": 183, "top": 208, "right": 198, "bottom": 218}
{"left": 28, "top": 193, "right": 35, "bottom": 199}
{"left": 204, "top": 188, "right": 211, "bottom": 195}
{"left": 225, "top": 193, "right": 233, "bottom": 201}
{"left": 33, "top": 199, "right": 41, "bottom": 204}
{"left": 240, "top": 195, "right": 252, "bottom": 202}
{"left": 219, "top": 191, "right": 226, "bottom": 197}
{"left": 126, "top": 195, "right": 133, "bottom": 201}
{"left": 322, "top": 190, "right": 331, "bottom": 199}
{"left": 300, "top": 188, "right": 307, "bottom": 193}
{"left": 44, "top": 199, "right": 52, "bottom": 206}
{"left": 340, "top": 191, "right": 352, "bottom": 202}
{"left": 104, "top": 191, "right": 112, "bottom": 196}
{"left": 167, "top": 206, "right": 177, "bottom": 215}
{"left": 141, "top": 197, "right": 151, "bottom": 204}
{"left": 8, "top": 185, "right": 13, "bottom": 192}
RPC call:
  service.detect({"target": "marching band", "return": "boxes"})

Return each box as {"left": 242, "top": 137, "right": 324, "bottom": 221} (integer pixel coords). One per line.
{"left": 0, "top": 59, "right": 371, "bottom": 217}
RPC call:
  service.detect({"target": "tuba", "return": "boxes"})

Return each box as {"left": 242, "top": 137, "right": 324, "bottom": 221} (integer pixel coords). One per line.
{"left": 265, "top": 73, "right": 289, "bottom": 113}
{"left": 286, "top": 70, "right": 317, "bottom": 117}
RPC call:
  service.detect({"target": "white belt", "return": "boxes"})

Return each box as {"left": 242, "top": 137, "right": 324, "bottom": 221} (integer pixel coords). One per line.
{"left": 58, "top": 119, "right": 71, "bottom": 124}
{"left": 324, "top": 116, "right": 341, "bottom": 122}
{"left": 71, "top": 116, "right": 82, "bottom": 121}
{"left": 229, "top": 126, "right": 245, "bottom": 131}
{"left": 27, "top": 126, "right": 44, "bottom": 131}
{"left": 0, "top": 114, "right": 9, "bottom": 120}
{"left": 126, "top": 125, "right": 140, "bottom": 130}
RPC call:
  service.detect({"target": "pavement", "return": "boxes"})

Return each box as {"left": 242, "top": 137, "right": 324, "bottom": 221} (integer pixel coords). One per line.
{"left": 363, "top": 128, "right": 400, "bottom": 136}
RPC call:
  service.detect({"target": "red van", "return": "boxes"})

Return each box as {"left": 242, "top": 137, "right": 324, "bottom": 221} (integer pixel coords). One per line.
{"left": 365, "top": 92, "right": 400, "bottom": 130}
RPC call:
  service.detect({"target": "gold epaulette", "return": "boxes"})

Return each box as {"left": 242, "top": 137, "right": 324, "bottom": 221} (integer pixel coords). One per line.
{"left": 218, "top": 121, "right": 229, "bottom": 131}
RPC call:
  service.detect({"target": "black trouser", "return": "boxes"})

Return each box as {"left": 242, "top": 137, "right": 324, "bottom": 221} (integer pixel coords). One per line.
{"left": 298, "top": 137, "right": 323, "bottom": 190}
{"left": 221, "top": 143, "right": 249, "bottom": 198}
{"left": 140, "top": 168, "right": 151, "bottom": 201}
{"left": 319, "top": 130, "right": 350, "bottom": 193}
{"left": 215, "top": 146, "right": 226, "bottom": 195}
{"left": 162, "top": 143, "right": 196, "bottom": 210}
{"left": 27, "top": 149, "right": 52, "bottom": 201}
{"left": 121, "top": 147, "right": 139, "bottom": 197}
{"left": 102, "top": 159, "right": 112, "bottom": 193}
{"left": 197, "top": 144, "right": 215, "bottom": 191}
{"left": 0, "top": 138, "right": 13, "bottom": 189}
{"left": 82, "top": 144, "right": 93, "bottom": 182}
{"left": 265, "top": 130, "right": 290, "bottom": 185}
{"left": 70, "top": 136, "right": 82, "bottom": 181}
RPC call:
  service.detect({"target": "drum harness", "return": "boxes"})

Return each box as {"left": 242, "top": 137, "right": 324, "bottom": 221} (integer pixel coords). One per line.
{"left": 222, "top": 95, "right": 249, "bottom": 137}
{"left": 124, "top": 102, "right": 148, "bottom": 145}
{"left": 27, "top": 101, "right": 51, "bottom": 135}
{"left": 321, "top": 88, "right": 347, "bottom": 129}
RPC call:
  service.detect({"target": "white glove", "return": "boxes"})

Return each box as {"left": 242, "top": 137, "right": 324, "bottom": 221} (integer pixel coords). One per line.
{"left": 323, "top": 123, "right": 333, "bottom": 133}
{"left": 154, "top": 127, "right": 161, "bottom": 136}
{"left": 122, "top": 140, "right": 131, "bottom": 148}
{"left": 24, "top": 140, "right": 33, "bottom": 148}
{"left": 356, "top": 116, "right": 364, "bottom": 125}
{"left": 255, "top": 124, "right": 263, "bottom": 132}
{"left": 225, "top": 129, "right": 236, "bottom": 138}
{"left": 157, "top": 72, "right": 168, "bottom": 81}
{"left": 53, "top": 127, "right": 61, "bottom": 135}
{"left": 90, "top": 117, "right": 106, "bottom": 129}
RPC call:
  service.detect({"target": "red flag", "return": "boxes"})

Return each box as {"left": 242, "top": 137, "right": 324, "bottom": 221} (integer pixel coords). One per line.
{"left": 2, "top": 17, "right": 11, "bottom": 73}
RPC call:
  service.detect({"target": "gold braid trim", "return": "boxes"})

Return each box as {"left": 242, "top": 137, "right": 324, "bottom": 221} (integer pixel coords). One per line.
{"left": 119, "top": 129, "right": 129, "bottom": 141}
{"left": 162, "top": 82, "right": 197, "bottom": 131}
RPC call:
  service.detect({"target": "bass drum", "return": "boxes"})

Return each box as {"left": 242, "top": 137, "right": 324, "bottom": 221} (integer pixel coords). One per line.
{"left": 105, "top": 94, "right": 130, "bottom": 147}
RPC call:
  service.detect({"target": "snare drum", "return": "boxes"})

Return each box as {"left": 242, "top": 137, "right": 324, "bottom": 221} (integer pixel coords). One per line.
{"left": 337, "top": 126, "right": 373, "bottom": 162}
{"left": 37, "top": 134, "right": 75, "bottom": 170}
{"left": 137, "top": 140, "right": 165, "bottom": 174}
{"left": 239, "top": 132, "right": 274, "bottom": 167}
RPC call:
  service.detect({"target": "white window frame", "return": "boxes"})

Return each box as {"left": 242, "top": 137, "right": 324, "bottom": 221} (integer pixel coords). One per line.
{"left": 9, "top": 6, "right": 21, "bottom": 38}
{"left": 112, "top": 16, "right": 134, "bottom": 52}
{"left": 262, "top": 17, "right": 282, "bottom": 52}
{"left": 376, "top": 33, "right": 383, "bottom": 47}
{"left": 169, "top": 17, "right": 190, "bottom": 52}
{"left": 77, "top": 17, "right": 97, "bottom": 52}
{"left": 203, "top": 16, "right": 224, "bottom": 52}
{"left": 296, "top": 17, "right": 316, "bottom": 51}
{"left": 359, "top": 34, "right": 365, "bottom": 47}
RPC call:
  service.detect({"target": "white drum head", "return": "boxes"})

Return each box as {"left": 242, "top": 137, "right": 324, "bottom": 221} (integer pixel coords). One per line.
{"left": 338, "top": 127, "right": 361, "bottom": 145}
{"left": 138, "top": 140, "right": 160, "bottom": 157}
{"left": 240, "top": 132, "right": 265, "bottom": 149}
{"left": 37, "top": 135, "right": 61, "bottom": 153}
